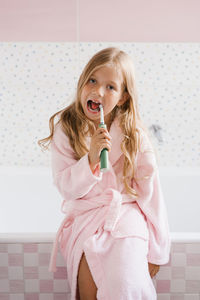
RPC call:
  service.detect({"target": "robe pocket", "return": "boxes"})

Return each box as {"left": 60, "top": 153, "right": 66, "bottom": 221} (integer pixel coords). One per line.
{"left": 111, "top": 203, "right": 149, "bottom": 240}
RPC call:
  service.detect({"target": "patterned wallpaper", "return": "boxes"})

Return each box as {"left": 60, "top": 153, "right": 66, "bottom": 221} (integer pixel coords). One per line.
{"left": 0, "top": 42, "right": 199, "bottom": 167}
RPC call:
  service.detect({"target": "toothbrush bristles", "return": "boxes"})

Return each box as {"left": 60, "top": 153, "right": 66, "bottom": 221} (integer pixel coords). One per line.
{"left": 99, "top": 104, "right": 104, "bottom": 123}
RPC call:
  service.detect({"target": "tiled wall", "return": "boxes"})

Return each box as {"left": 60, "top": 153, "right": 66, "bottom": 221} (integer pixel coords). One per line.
{"left": 0, "top": 241, "right": 200, "bottom": 299}
{"left": 1, "top": 42, "right": 200, "bottom": 168}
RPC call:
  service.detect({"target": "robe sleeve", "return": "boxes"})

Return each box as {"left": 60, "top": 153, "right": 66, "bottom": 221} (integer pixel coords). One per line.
{"left": 50, "top": 123, "right": 102, "bottom": 202}
{"left": 133, "top": 131, "right": 171, "bottom": 265}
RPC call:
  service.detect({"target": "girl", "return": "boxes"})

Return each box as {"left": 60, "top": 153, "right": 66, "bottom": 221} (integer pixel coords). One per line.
{"left": 38, "top": 47, "right": 170, "bottom": 300}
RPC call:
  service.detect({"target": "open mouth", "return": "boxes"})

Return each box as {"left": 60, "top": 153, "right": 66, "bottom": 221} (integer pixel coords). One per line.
{"left": 87, "top": 100, "right": 101, "bottom": 112}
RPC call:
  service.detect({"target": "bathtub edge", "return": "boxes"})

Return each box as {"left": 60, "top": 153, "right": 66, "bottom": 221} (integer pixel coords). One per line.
{"left": 1, "top": 232, "right": 200, "bottom": 243}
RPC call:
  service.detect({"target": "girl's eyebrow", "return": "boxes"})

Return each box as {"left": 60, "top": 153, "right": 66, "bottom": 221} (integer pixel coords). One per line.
{"left": 89, "top": 75, "right": 119, "bottom": 87}
{"left": 108, "top": 81, "right": 122, "bottom": 88}
{"left": 109, "top": 81, "right": 118, "bottom": 86}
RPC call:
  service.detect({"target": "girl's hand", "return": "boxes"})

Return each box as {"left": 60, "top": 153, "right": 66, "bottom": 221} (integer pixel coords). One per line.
{"left": 148, "top": 263, "right": 160, "bottom": 278}
{"left": 88, "top": 127, "right": 112, "bottom": 172}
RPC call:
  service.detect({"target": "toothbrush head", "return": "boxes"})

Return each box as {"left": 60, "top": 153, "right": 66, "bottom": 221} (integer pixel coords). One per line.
{"left": 99, "top": 104, "right": 104, "bottom": 124}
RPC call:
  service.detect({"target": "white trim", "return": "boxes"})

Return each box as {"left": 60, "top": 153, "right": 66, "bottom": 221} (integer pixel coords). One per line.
{"left": 1, "top": 232, "right": 200, "bottom": 243}
{"left": 170, "top": 232, "right": 200, "bottom": 242}
{"left": 0, "top": 233, "right": 55, "bottom": 243}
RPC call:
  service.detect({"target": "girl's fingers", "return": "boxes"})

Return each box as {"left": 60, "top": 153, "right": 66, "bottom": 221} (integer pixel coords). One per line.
{"left": 89, "top": 129, "right": 112, "bottom": 160}
{"left": 96, "top": 133, "right": 112, "bottom": 143}
{"left": 100, "top": 142, "right": 111, "bottom": 152}
{"left": 96, "top": 128, "right": 112, "bottom": 140}
{"left": 150, "top": 270, "right": 154, "bottom": 278}
{"left": 92, "top": 134, "right": 112, "bottom": 147}
{"left": 148, "top": 263, "right": 160, "bottom": 278}
{"left": 151, "top": 267, "right": 159, "bottom": 278}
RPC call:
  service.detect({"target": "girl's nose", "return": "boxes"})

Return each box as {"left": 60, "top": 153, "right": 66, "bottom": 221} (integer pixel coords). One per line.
{"left": 95, "top": 85, "right": 104, "bottom": 97}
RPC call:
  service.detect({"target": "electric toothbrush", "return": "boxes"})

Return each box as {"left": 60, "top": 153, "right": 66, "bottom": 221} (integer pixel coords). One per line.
{"left": 99, "top": 104, "right": 109, "bottom": 172}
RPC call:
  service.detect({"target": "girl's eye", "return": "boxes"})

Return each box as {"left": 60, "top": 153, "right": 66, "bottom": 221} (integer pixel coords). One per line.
{"left": 108, "top": 85, "right": 115, "bottom": 90}
{"left": 89, "top": 78, "right": 96, "bottom": 84}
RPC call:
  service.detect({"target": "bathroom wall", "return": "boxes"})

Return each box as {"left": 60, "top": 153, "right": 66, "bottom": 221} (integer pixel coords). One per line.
{"left": 0, "top": 42, "right": 199, "bottom": 168}
{"left": 0, "top": 1, "right": 200, "bottom": 299}
{"left": 0, "top": 0, "right": 200, "bottom": 169}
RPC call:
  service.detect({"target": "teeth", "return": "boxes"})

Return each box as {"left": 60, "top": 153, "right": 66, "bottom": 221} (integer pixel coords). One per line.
{"left": 87, "top": 100, "right": 101, "bottom": 112}
{"left": 89, "top": 100, "right": 100, "bottom": 104}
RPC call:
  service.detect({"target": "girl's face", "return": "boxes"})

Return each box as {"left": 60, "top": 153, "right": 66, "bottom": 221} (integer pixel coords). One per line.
{"left": 80, "top": 65, "right": 127, "bottom": 127}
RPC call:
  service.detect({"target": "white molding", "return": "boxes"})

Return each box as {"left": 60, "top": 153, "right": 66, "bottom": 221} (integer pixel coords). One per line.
{"left": 1, "top": 232, "right": 200, "bottom": 243}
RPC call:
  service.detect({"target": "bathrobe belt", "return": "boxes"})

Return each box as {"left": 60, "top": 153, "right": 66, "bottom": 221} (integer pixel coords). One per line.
{"left": 49, "top": 188, "right": 135, "bottom": 272}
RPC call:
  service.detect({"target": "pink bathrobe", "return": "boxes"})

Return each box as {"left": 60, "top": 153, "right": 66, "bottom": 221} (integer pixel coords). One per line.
{"left": 49, "top": 118, "right": 171, "bottom": 299}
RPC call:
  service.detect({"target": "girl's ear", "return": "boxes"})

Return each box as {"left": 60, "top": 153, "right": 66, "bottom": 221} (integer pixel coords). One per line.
{"left": 117, "top": 91, "right": 129, "bottom": 107}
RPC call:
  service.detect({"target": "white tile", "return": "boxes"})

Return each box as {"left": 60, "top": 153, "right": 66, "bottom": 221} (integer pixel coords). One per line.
{"left": 39, "top": 294, "right": 54, "bottom": 300}
{"left": 53, "top": 279, "right": 68, "bottom": 293}
{"left": 186, "top": 280, "right": 200, "bottom": 293}
{"left": 8, "top": 244, "right": 23, "bottom": 253}
{"left": 170, "top": 294, "right": 184, "bottom": 300}
{"left": 185, "top": 267, "right": 200, "bottom": 280}
{"left": 8, "top": 266, "right": 23, "bottom": 280}
{"left": 38, "top": 243, "right": 52, "bottom": 253}
{"left": 24, "top": 253, "right": 38, "bottom": 267}
{"left": 184, "top": 295, "right": 199, "bottom": 300}
{"left": 157, "top": 294, "right": 170, "bottom": 300}
{"left": 186, "top": 243, "right": 200, "bottom": 254}
{"left": 38, "top": 266, "right": 53, "bottom": 280}
{"left": 10, "top": 294, "right": 24, "bottom": 300}
{"left": 25, "top": 279, "right": 39, "bottom": 292}
{"left": 0, "top": 253, "right": 8, "bottom": 266}
{"left": 170, "top": 279, "right": 186, "bottom": 293}
{"left": 56, "top": 252, "right": 66, "bottom": 267}
{"left": 171, "top": 253, "right": 187, "bottom": 267}
{"left": 66, "top": 294, "right": 71, "bottom": 300}
{"left": 0, "top": 279, "right": 9, "bottom": 292}
{"left": 156, "top": 267, "right": 171, "bottom": 280}
{"left": 66, "top": 280, "right": 70, "bottom": 293}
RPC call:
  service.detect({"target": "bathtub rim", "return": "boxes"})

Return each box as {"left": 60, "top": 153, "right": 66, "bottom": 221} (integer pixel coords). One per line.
{"left": 0, "top": 232, "right": 200, "bottom": 243}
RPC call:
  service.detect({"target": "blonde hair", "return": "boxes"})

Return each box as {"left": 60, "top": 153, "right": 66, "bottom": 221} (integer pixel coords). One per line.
{"left": 38, "top": 47, "right": 147, "bottom": 197}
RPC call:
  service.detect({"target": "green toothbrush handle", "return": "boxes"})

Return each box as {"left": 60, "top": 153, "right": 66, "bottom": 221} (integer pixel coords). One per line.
{"left": 99, "top": 123, "right": 109, "bottom": 172}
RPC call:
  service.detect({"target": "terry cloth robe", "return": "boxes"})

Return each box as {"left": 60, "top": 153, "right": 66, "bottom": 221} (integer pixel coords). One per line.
{"left": 49, "top": 118, "right": 171, "bottom": 299}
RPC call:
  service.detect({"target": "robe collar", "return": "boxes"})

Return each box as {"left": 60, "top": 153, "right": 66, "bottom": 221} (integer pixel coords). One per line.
{"left": 109, "top": 118, "right": 124, "bottom": 166}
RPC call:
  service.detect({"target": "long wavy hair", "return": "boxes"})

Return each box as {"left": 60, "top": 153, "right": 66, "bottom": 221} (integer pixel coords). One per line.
{"left": 38, "top": 47, "right": 148, "bottom": 197}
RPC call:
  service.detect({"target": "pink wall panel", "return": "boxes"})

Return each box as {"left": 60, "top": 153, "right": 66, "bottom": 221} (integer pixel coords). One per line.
{"left": 0, "top": 0, "right": 77, "bottom": 41}
{"left": 79, "top": 0, "right": 200, "bottom": 42}
{"left": 0, "top": 0, "right": 200, "bottom": 42}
